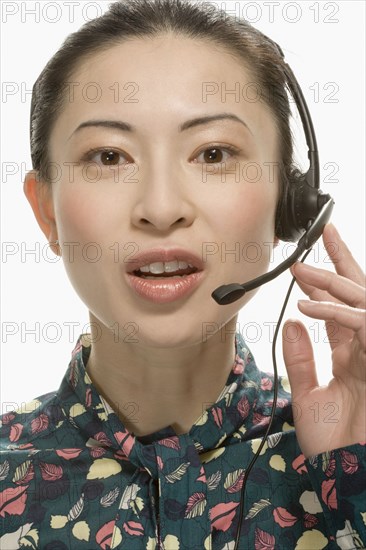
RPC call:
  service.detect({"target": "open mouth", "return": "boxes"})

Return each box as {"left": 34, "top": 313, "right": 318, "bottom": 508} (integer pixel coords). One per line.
{"left": 133, "top": 266, "right": 199, "bottom": 279}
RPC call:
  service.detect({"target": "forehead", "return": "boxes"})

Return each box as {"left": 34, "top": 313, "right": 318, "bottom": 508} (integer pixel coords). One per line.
{"left": 51, "top": 34, "right": 277, "bottom": 147}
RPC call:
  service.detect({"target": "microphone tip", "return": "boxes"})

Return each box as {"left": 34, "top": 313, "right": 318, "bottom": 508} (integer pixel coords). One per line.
{"left": 211, "top": 284, "right": 246, "bottom": 305}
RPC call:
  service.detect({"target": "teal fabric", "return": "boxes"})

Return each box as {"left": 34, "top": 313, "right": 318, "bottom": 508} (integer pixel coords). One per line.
{"left": 1, "top": 332, "right": 365, "bottom": 549}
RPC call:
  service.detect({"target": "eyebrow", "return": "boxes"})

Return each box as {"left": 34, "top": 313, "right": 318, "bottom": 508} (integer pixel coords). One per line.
{"left": 67, "top": 113, "right": 253, "bottom": 141}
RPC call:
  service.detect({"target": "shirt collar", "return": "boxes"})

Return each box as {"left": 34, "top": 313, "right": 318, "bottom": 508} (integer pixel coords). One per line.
{"left": 57, "top": 332, "right": 262, "bottom": 475}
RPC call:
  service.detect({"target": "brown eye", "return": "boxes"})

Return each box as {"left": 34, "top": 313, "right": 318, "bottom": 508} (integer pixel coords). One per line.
{"left": 203, "top": 148, "right": 224, "bottom": 163}
{"left": 100, "top": 151, "right": 121, "bottom": 165}
{"left": 194, "top": 145, "right": 240, "bottom": 165}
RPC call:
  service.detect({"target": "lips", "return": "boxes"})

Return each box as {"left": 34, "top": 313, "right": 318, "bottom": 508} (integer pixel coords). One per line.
{"left": 124, "top": 247, "right": 205, "bottom": 274}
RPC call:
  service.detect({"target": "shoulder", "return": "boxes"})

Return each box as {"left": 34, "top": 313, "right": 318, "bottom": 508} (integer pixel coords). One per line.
{"left": 0, "top": 390, "right": 64, "bottom": 453}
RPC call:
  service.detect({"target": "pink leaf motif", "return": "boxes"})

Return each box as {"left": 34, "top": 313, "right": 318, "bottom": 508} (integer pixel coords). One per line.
{"left": 209, "top": 501, "right": 239, "bottom": 531}
{"left": 1, "top": 413, "right": 15, "bottom": 424}
{"left": 56, "top": 448, "right": 83, "bottom": 460}
{"left": 226, "top": 470, "right": 245, "bottom": 493}
{"left": 85, "top": 387, "right": 92, "bottom": 407}
{"left": 9, "top": 423, "right": 23, "bottom": 442}
{"left": 304, "top": 512, "right": 318, "bottom": 528}
{"left": 94, "top": 432, "right": 112, "bottom": 447}
{"left": 324, "top": 456, "right": 336, "bottom": 478}
{"left": 0, "top": 485, "right": 29, "bottom": 518}
{"left": 260, "top": 377, "right": 273, "bottom": 391}
{"left": 114, "top": 431, "right": 135, "bottom": 457}
{"left": 196, "top": 466, "right": 207, "bottom": 483}
{"left": 292, "top": 454, "right": 307, "bottom": 475}
{"left": 39, "top": 462, "right": 63, "bottom": 481}
{"left": 340, "top": 450, "right": 359, "bottom": 474}
{"left": 255, "top": 527, "right": 275, "bottom": 550}
{"left": 17, "top": 443, "right": 34, "bottom": 450}
{"left": 233, "top": 355, "right": 244, "bottom": 374}
{"left": 14, "top": 461, "right": 34, "bottom": 485}
{"left": 212, "top": 407, "right": 223, "bottom": 428}
{"left": 159, "top": 436, "right": 180, "bottom": 451}
{"left": 31, "top": 413, "right": 49, "bottom": 435}
{"left": 185, "top": 492, "right": 206, "bottom": 518}
{"left": 237, "top": 396, "right": 250, "bottom": 419}
{"left": 90, "top": 447, "right": 106, "bottom": 459}
{"left": 157, "top": 456, "right": 164, "bottom": 471}
{"left": 96, "top": 519, "right": 116, "bottom": 549}
{"left": 123, "top": 520, "right": 144, "bottom": 536}
{"left": 321, "top": 478, "right": 337, "bottom": 510}
{"left": 273, "top": 507, "right": 297, "bottom": 527}
{"left": 264, "top": 398, "right": 288, "bottom": 409}
{"left": 253, "top": 413, "right": 270, "bottom": 427}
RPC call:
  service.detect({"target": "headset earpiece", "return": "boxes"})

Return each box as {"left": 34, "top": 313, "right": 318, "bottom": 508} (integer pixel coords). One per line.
{"left": 275, "top": 172, "right": 332, "bottom": 243}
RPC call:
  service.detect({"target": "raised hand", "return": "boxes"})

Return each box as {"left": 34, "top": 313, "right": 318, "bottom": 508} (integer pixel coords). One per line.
{"left": 282, "top": 223, "right": 366, "bottom": 458}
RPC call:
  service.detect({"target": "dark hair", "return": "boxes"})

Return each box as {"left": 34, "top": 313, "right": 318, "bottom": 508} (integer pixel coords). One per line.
{"left": 30, "top": 0, "right": 301, "bottom": 235}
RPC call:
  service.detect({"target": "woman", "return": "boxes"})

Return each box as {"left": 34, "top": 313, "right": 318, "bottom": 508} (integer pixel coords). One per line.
{"left": 1, "top": 0, "right": 365, "bottom": 548}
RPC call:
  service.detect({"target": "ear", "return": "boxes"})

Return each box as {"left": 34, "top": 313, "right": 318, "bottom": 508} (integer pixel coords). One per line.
{"left": 23, "top": 171, "right": 58, "bottom": 252}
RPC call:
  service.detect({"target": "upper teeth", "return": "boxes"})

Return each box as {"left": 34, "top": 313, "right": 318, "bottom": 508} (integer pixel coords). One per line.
{"left": 139, "top": 260, "right": 194, "bottom": 274}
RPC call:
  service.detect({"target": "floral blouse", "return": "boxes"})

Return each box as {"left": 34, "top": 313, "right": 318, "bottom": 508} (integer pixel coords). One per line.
{"left": 1, "top": 332, "right": 365, "bottom": 550}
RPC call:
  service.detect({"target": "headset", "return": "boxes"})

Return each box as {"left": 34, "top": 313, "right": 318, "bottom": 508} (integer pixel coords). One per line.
{"left": 211, "top": 37, "right": 335, "bottom": 549}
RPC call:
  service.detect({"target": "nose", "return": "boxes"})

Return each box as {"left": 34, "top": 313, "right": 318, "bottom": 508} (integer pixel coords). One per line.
{"left": 130, "top": 156, "right": 196, "bottom": 232}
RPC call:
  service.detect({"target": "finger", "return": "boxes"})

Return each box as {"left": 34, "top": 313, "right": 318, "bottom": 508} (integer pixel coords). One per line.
{"left": 282, "top": 319, "right": 318, "bottom": 397}
{"left": 292, "top": 262, "right": 366, "bottom": 309}
{"left": 323, "top": 223, "right": 366, "bottom": 285}
{"left": 290, "top": 264, "right": 343, "bottom": 304}
{"left": 298, "top": 300, "right": 366, "bottom": 349}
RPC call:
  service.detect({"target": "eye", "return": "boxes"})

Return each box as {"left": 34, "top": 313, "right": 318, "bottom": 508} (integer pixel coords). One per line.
{"left": 193, "top": 145, "right": 241, "bottom": 164}
{"left": 80, "top": 148, "right": 131, "bottom": 166}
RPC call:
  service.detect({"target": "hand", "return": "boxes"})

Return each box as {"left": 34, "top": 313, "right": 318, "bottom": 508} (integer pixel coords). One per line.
{"left": 282, "top": 223, "right": 366, "bottom": 458}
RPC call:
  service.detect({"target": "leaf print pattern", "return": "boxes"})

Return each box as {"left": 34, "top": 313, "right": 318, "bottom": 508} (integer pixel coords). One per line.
{"left": 0, "top": 331, "right": 365, "bottom": 549}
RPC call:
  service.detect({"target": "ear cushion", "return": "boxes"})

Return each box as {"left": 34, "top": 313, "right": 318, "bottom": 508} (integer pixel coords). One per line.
{"left": 275, "top": 170, "right": 323, "bottom": 242}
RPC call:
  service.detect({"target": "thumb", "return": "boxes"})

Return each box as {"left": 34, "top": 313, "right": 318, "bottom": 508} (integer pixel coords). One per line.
{"left": 282, "top": 319, "right": 319, "bottom": 398}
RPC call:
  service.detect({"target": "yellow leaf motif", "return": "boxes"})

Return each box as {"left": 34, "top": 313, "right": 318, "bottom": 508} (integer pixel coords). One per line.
{"left": 204, "top": 533, "right": 213, "bottom": 550}
{"left": 165, "top": 462, "right": 190, "bottom": 484}
{"left": 200, "top": 447, "right": 225, "bottom": 464}
{"left": 280, "top": 377, "right": 291, "bottom": 394}
{"left": 163, "top": 534, "right": 180, "bottom": 549}
{"left": 361, "top": 511, "right": 366, "bottom": 525}
{"left": 295, "top": 529, "right": 328, "bottom": 549}
{"left": 69, "top": 403, "right": 86, "bottom": 417}
{"left": 251, "top": 439, "right": 268, "bottom": 456}
{"left": 269, "top": 454, "right": 286, "bottom": 472}
{"left": 72, "top": 521, "right": 90, "bottom": 541}
{"left": 13, "top": 460, "right": 32, "bottom": 483}
{"left": 224, "top": 469, "right": 245, "bottom": 492}
{"left": 132, "top": 496, "right": 145, "bottom": 515}
{"left": 19, "top": 528, "right": 39, "bottom": 548}
{"left": 245, "top": 499, "right": 271, "bottom": 520}
{"left": 14, "top": 400, "right": 42, "bottom": 415}
{"left": 50, "top": 515, "right": 68, "bottom": 529}
{"left": 194, "top": 410, "right": 208, "bottom": 426}
{"left": 86, "top": 458, "right": 122, "bottom": 479}
{"left": 110, "top": 525, "right": 122, "bottom": 548}
{"left": 282, "top": 422, "right": 295, "bottom": 433}
{"left": 146, "top": 537, "right": 156, "bottom": 549}
{"left": 299, "top": 490, "right": 323, "bottom": 514}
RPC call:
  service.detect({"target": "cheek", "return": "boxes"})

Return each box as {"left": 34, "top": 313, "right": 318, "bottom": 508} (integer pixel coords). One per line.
{"left": 209, "top": 181, "right": 277, "bottom": 239}
{"left": 53, "top": 183, "right": 117, "bottom": 244}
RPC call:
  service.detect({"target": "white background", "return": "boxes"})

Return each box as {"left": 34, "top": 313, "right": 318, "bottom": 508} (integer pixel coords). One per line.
{"left": 1, "top": 0, "right": 365, "bottom": 410}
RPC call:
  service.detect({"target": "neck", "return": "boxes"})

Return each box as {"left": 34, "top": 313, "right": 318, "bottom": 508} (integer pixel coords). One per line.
{"left": 84, "top": 314, "right": 238, "bottom": 436}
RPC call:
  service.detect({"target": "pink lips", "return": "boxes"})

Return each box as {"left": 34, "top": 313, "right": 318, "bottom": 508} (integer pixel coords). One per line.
{"left": 123, "top": 247, "right": 205, "bottom": 304}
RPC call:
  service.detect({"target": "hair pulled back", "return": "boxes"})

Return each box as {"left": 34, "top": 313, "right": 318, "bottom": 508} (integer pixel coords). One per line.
{"left": 30, "top": 0, "right": 302, "bottom": 236}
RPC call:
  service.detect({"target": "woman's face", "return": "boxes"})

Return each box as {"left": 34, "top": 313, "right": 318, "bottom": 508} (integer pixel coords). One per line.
{"left": 32, "top": 34, "right": 280, "bottom": 348}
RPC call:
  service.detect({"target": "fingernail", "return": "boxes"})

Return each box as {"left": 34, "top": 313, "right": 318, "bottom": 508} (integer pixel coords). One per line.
{"left": 294, "top": 262, "right": 315, "bottom": 273}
